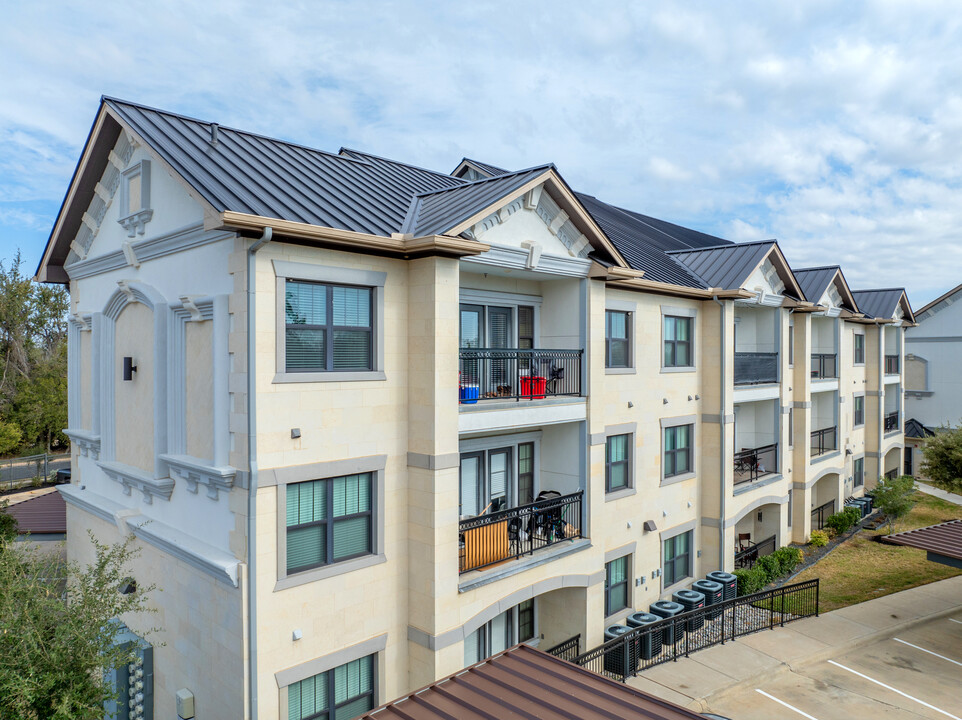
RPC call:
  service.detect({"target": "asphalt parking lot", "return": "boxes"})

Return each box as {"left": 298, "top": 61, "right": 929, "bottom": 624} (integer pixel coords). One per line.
{"left": 705, "top": 614, "right": 962, "bottom": 720}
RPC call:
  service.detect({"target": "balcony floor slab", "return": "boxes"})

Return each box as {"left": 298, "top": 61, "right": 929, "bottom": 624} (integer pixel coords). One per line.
{"left": 458, "top": 537, "right": 592, "bottom": 593}
{"left": 458, "top": 397, "right": 587, "bottom": 434}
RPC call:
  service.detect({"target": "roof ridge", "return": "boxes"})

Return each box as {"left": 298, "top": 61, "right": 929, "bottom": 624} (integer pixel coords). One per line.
{"left": 413, "top": 163, "right": 553, "bottom": 199}
{"left": 339, "top": 147, "right": 468, "bottom": 183}
{"left": 104, "top": 95, "right": 371, "bottom": 167}
{"left": 794, "top": 265, "right": 840, "bottom": 272}
{"left": 852, "top": 288, "right": 907, "bottom": 294}
{"left": 667, "top": 238, "right": 776, "bottom": 255}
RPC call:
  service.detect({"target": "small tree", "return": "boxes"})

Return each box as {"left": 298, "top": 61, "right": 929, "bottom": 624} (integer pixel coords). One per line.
{"left": 872, "top": 474, "right": 917, "bottom": 533}
{"left": 0, "top": 511, "right": 157, "bottom": 720}
{"left": 920, "top": 424, "right": 962, "bottom": 495}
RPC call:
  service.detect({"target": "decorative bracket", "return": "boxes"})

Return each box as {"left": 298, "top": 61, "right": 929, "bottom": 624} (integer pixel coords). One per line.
{"left": 98, "top": 461, "right": 174, "bottom": 505}
{"left": 161, "top": 455, "right": 235, "bottom": 500}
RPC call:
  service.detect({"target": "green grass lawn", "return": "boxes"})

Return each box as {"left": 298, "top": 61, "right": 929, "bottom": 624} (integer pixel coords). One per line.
{"left": 794, "top": 492, "right": 962, "bottom": 612}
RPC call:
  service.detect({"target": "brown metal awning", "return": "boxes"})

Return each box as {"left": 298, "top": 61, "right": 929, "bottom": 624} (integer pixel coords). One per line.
{"left": 883, "top": 519, "right": 962, "bottom": 569}
{"left": 5, "top": 489, "right": 67, "bottom": 535}
{"left": 361, "top": 644, "right": 708, "bottom": 720}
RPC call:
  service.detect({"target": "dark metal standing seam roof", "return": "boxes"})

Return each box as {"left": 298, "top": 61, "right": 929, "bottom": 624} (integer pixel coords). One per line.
{"left": 104, "top": 98, "right": 465, "bottom": 237}
{"left": 668, "top": 240, "right": 775, "bottom": 291}
{"left": 576, "top": 193, "right": 716, "bottom": 287}
{"left": 903, "top": 418, "right": 936, "bottom": 439}
{"left": 403, "top": 166, "right": 553, "bottom": 237}
{"left": 883, "top": 519, "right": 962, "bottom": 567}
{"left": 794, "top": 266, "right": 841, "bottom": 305}
{"left": 6, "top": 490, "right": 67, "bottom": 534}
{"left": 361, "top": 644, "right": 707, "bottom": 720}
{"left": 850, "top": 289, "right": 906, "bottom": 320}
{"left": 457, "top": 157, "right": 510, "bottom": 177}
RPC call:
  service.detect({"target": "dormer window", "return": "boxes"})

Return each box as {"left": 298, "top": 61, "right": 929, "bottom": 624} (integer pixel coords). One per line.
{"left": 118, "top": 160, "right": 153, "bottom": 237}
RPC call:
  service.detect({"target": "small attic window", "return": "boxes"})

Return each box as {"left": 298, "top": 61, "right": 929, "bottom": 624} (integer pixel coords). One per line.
{"left": 118, "top": 159, "right": 153, "bottom": 237}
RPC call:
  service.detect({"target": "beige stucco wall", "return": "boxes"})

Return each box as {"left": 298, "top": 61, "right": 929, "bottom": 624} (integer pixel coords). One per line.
{"left": 114, "top": 302, "right": 154, "bottom": 473}
{"left": 65, "top": 505, "right": 245, "bottom": 718}
{"left": 185, "top": 321, "right": 214, "bottom": 461}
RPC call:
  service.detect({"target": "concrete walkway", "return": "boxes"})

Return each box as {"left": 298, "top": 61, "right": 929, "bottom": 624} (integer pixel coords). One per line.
{"left": 917, "top": 481, "right": 962, "bottom": 506}
{"left": 626, "top": 575, "right": 962, "bottom": 712}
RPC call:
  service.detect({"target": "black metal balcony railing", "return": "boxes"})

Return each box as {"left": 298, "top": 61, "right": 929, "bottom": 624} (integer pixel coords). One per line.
{"left": 734, "top": 352, "right": 778, "bottom": 385}
{"left": 733, "top": 443, "right": 778, "bottom": 486}
{"left": 885, "top": 354, "right": 900, "bottom": 374}
{"left": 810, "top": 353, "right": 837, "bottom": 379}
{"left": 811, "top": 499, "right": 836, "bottom": 531}
{"left": 810, "top": 426, "right": 837, "bottom": 457}
{"left": 459, "top": 491, "right": 583, "bottom": 574}
{"left": 570, "top": 579, "right": 820, "bottom": 681}
{"left": 458, "top": 348, "right": 582, "bottom": 403}
{"left": 545, "top": 634, "right": 581, "bottom": 662}
{"left": 884, "top": 468, "right": 899, "bottom": 480}
{"left": 885, "top": 411, "right": 900, "bottom": 433}
{"left": 734, "top": 534, "right": 776, "bottom": 569}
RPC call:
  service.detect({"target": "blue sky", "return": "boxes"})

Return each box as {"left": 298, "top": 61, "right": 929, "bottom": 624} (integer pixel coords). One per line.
{"left": 3, "top": 0, "right": 961, "bottom": 306}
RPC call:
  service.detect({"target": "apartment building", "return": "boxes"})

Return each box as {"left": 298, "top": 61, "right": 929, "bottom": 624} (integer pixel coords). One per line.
{"left": 36, "top": 97, "right": 913, "bottom": 720}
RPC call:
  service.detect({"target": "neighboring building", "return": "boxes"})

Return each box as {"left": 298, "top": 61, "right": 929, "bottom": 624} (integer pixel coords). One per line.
{"left": 5, "top": 488, "right": 67, "bottom": 552}
{"left": 903, "top": 417, "right": 935, "bottom": 479}
{"left": 905, "top": 283, "right": 962, "bottom": 428}
{"left": 36, "top": 97, "right": 914, "bottom": 720}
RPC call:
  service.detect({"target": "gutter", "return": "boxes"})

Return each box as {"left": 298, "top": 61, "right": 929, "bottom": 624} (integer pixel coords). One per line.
{"left": 247, "top": 227, "right": 272, "bottom": 720}
{"left": 712, "top": 295, "right": 727, "bottom": 570}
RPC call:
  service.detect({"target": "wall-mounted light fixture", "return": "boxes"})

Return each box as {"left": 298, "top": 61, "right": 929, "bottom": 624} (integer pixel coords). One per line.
{"left": 123, "top": 357, "right": 137, "bottom": 381}
{"left": 643, "top": 520, "right": 657, "bottom": 532}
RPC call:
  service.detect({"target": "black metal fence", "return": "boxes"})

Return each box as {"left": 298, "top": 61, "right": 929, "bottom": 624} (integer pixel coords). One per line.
{"left": 0, "top": 452, "right": 71, "bottom": 493}
{"left": 884, "top": 411, "right": 900, "bottom": 433}
{"left": 458, "top": 348, "right": 582, "bottom": 402}
{"left": 811, "top": 499, "right": 836, "bottom": 530}
{"left": 734, "top": 352, "right": 778, "bottom": 385}
{"left": 545, "top": 634, "right": 581, "bottom": 662}
{"left": 459, "top": 491, "right": 584, "bottom": 573}
{"left": 733, "top": 443, "right": 778, "bottom": 485}
{"left": 810, "top": 426, "right": 837, "bottom": 456}
{"left": 571, "top": 579, "right": 820, "bottom": 681}
{"left": 885, "top": 354, "right": 900, "bottom": 374}
{"left": 734, "top": 534, "right": 776, "bottom": 569}
{"left": 811, "top": 353, "right": 837, "bottom": 379}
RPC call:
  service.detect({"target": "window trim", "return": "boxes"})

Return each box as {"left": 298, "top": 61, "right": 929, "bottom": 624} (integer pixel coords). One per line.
{"left": 603, "top": 423, "right": 636, "bottom": 500}
{"left": 853, "top": 331, "right": 866, "bottom": 366}
{"left": 660, "top": 416, "right": 697, "bottom": 485}
{"left": 661, "top": 307, "right": 696, "bottom": 372}
{"left": 853, "top": 455, "right": 865, "bottom": 488}
{"left": 660, "top": 521, "right": 696, "bottom": 593}
{"left": 605, "top": 303, "right": 634, "bottom": 373}
{"left": 853, "top": 394, "right": 865, "bottom": 428}
{"left": 604, "top": 554, "right": 631, "bottom": 618}
{"left": 270, "top": 455, "right": 387, "bottom": 591}
{"left": 274, "top": 261, "right": 386, "bottom": 383}
{"left": 117, "top": 159, "right": 153, "bottom": 236}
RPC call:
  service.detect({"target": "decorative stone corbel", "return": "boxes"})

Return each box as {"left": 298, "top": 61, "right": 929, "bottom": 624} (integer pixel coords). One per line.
{"left": 121, "top": 241, "right": 140, "bottom": 268}
{"left": 178, "top": 296, "right": 205, "bottom": 322}
{"left": 520, "top": 240, "right": 543, "bottom": 270}
{"left": 117, "top": 280, "right": 136, "bottom": 301}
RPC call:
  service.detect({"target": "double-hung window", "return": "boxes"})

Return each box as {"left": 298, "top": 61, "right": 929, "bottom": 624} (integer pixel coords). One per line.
{"left": 288, "top": 655, "right": 375, "bottom": 720}
{"left": 605, "top": 310, "right": 630, "bottom": 368}
{"left": 663, "top": 531, "right": 691, "bottom": 587}
{"left": 464, "top": 600, "right": 535, "bottom": 666}
{"left": 663, "top": 424, "right": 692, "bottom": 478}
{"left": 605, "top": 434, "right": 631, "bottom": 492}
{"left": 854, "top": 457, "right": 864, "bottom": 488}
{"left": 854, "top": 333, "right": 865, "bottom": 365}
{"left": 853, "top": 396, "right": 865, "bottom": 427}
{"left": 286, "top": 473, "right": 374, "bottom": 574}
{"left": 286, "top": 280, "right": 373, "bottom": 372}
{"left": 663, "top": 316, "right": 693, "bottom": 368}
{"left": 605, "top": 556, "right": 630, "bottom": 616}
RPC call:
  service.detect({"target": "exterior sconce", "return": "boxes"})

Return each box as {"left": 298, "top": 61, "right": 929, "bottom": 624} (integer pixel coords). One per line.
{"left": 643, "top": 520, "right": 657, "bottom": 532}
{"left": 123, "top": 357, "right": 137, "bottom": 381}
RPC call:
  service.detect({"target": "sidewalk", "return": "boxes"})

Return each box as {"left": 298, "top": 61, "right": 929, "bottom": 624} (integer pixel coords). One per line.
{"left": 917, "top": 481, "right": 962, "bottom": 505}
{"left": 625, "top": 574, "right": 962, "bottom": 711}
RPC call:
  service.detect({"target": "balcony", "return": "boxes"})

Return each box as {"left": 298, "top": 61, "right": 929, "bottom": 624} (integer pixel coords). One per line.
{"left": 459, "top": 349, "right": 582, "bottom": 403}
{"left": 733, "top": 443, "right": 778, "bottom": 486}
{"left": 811, "top": 353, "right": 837, "bottom": 380}
{"left": 884, "top": 411, "right": 900, "bottom": 433}
{"left": 810, "top": 426, "right": 837, "bottom": 457}
{"left": 734, "top": 534, "right": 776, "bottom": 569}
{"left": 459, "top": 491, "right": 584, "bottom": 574}
{"left": 734, "top": 352, "right": 778, "bottom": 385}
{"left": 885, "top": 355, "right": 900, "bottom": 375}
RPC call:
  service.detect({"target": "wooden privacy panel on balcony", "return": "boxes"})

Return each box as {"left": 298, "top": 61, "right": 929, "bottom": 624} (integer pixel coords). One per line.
{"left": 461, "top": 520, "right": 509, "bottom": 572}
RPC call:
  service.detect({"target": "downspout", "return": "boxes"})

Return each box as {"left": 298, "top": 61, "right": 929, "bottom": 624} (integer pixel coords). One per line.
{"left": 247, "top": 227, "right": 272, "bottom": 720}
{"left": 713, "top": 295, "right": 727, "bottom": 570}
{"left": 875, "top": 320, "right": 885, "bottom": 482}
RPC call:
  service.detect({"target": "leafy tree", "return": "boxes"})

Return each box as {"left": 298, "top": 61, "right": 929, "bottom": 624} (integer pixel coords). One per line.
{"left": 0, "top": 514, "right": 157, "bottom": 720}
{"left": 872, "top": 474, "right": 917, "bottom": 533}
{"left": 0, "top": 251, "right": 69, "bottom": 454}
{"left": 920, "top": 424, "right": 962, "bottom": 495}
{"left": 0, "top": 500, "right": 17, "bottom": 546}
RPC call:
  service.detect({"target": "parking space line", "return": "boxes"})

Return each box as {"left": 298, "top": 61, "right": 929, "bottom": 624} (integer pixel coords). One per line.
{"left": 755, "top": 689, "right": 820, "bottom": 719}
{"left": 894, "top": 638, "right": 962, "bottom": 668}
{"left": 950, "top": 618, "right": 962, "bottom": 625}
{"left": 827, "top": 660, "right": 962, "bottom": 720}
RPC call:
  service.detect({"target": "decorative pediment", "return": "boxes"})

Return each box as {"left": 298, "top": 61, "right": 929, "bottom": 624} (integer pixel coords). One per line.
{"left": 740, "top": 257, "right": 787, "bottom": 306}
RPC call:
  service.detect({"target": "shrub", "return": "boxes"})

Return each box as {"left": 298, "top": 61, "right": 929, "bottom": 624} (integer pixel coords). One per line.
{"left": 773, "top": 546, "right": 803, "bottom": 575}
{"left": 825, "top": 511, "right": 855, "bottom": 536}
{"left": 733, "top": 566, "right": 767, "bottom": 596}
{"left": 755, "top": 554, "right": 781, "bottom": 583}
{"left": 844, "top": 506, "right": 861, "bottom": 526}
{"left": 809, "top": 529, "right": 829, "bottom": 547}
